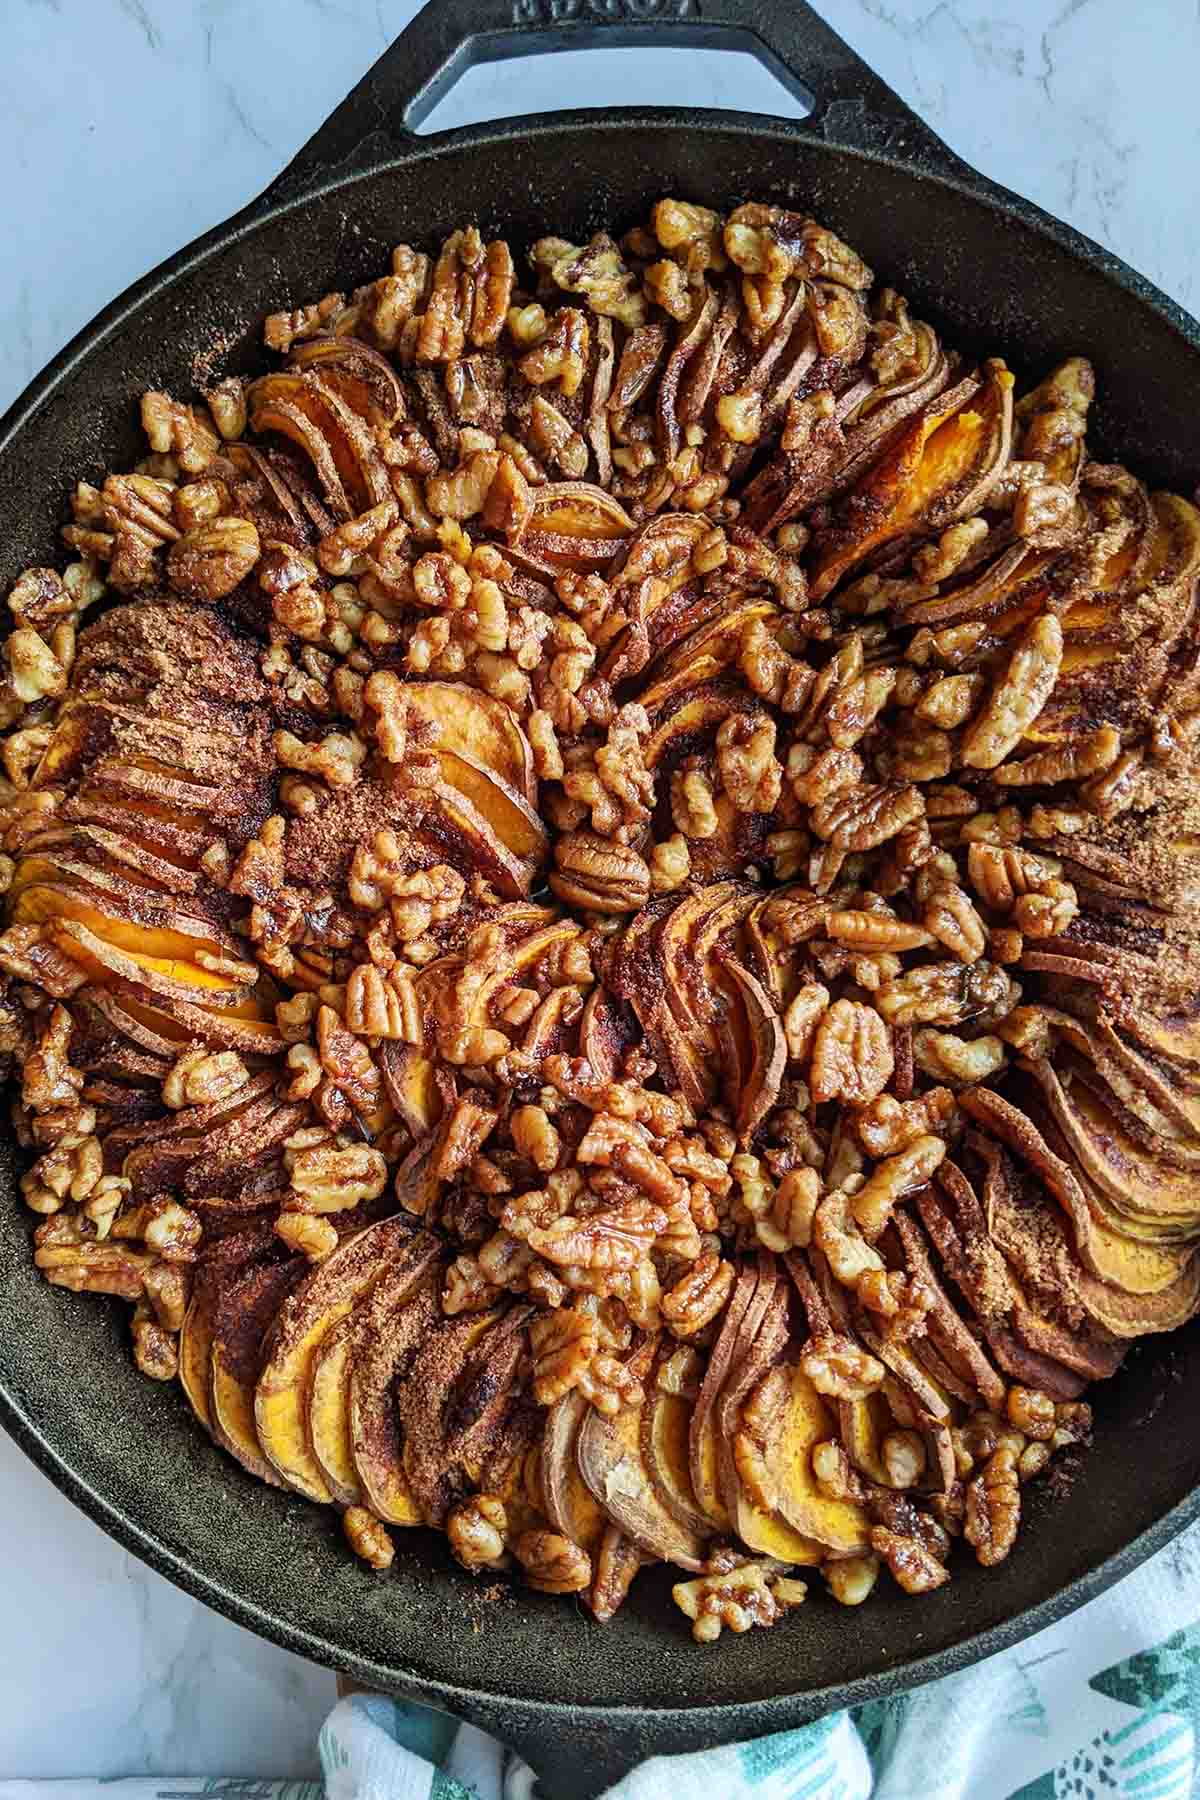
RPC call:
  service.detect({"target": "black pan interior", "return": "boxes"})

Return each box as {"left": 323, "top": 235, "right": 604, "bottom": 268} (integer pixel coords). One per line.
{"left": 2, "top": 117, "right": 1200, "bottom": 1777}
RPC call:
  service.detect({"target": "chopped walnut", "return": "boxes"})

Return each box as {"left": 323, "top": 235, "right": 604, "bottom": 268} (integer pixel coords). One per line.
{"left": 287, "top": 1143, "right": 388, "bottom": 1211}
{"left": 811, "top": 1000, "right": 893, "bottom": 1107}
{"left": 801, "top": 1332, "right": 885, "bottom": 1401}
{"left": 274, "top": 728, "right": 367, "bottom": 789}
{"left": 344, "top": 1506, "right": 395, "bottom": 1571}
{"left": 513, "top": 1529, "right": 591, "bottom": 1594}
{"left": 447, "top": 1495, "right": 510, "bottom": 1572}
{"left": 131, "top": 1304, "right": 179, "bottom": 1382}
{"left": 871, "top": 1526, "right": 950, "bottom": 1594}
{"left": 913, "top": 1029, "right": 1007, "bottom": 1085}
{"left": 167, "top": 517, "right": 260, "bottom": 601}
{"left": 824, "top": 1554, "right": 880, "bottom": 1607}
{"left": 850, "top": 1135, "right": 945, "bottom": 1239}
{"left": 670, "top": 763, "right": 720, "bottom": 839}
{"left": 661, "top": 1251, "right": 735, "bottom": 1340}
{"left": 140, "top": 390, "right": 219, "bottom": 473}
{"left": 964, "top": 1447, "right": 1021, "bottom": 1566}
{"left": 162, "top": 1047, "right": 249, "bottom": 1109}
{"left": 276, "top": 1211, "right": 339, "bottom": 1261}
{"left": 672, "top": 1560, "right": 806, "bottom": 1643}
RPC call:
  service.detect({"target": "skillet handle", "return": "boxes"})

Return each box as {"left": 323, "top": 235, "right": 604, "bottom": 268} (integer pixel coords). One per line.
{"left": 265, "top": 0, "right": 968, "bottom": 204}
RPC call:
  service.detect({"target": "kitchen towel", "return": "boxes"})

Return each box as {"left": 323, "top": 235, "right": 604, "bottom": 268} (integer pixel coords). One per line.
{"left": 3, "top": 1514, "right": 1199, "bottom": 1800}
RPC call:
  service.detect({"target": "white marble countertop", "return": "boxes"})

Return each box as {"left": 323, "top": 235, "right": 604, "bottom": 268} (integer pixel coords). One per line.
{"left": 1, "top": 0, "right": 1198, "bottom": 1783}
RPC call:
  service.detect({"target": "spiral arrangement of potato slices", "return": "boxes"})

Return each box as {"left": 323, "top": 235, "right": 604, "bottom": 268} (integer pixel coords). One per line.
{"left": 3, "top": 196, "right": 1200, "bottom": 1641}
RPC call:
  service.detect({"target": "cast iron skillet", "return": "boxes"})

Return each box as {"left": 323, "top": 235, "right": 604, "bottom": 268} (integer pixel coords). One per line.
{"left": 2, "top": 2, "right": 1200, "bottom": 1792}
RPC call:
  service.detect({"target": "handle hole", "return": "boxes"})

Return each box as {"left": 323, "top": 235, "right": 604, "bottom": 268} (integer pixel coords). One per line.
{"left": 414, "top": 43, "right": 812, "bottom": 134}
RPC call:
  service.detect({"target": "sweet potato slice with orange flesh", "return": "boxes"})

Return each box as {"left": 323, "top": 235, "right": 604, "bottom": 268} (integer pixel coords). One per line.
{"left": 531, "top": 481, "right": 634, "bottom": 540}
{"left": 424, "top": 773, "right": 545, "bottom": 896}
{"left": 348, "top": 1238, "right": 444, "bottom": 1525}
{"left": 1093, "top": 1013, "right": 1200, "bottom": 1144}
{"left": 46, "top": 916, "right": 252, "bottom": 1009}
{"left": 1028, "top": 1009, "right": 1200, "bottom": 1177}
{"left": 541, "top": 1390, "right": 608, "bottom": 1555}
{"left": 637, "top": 600, "right": 780, "bottom": 716}
{"left": 436, "top": 752, "right": 547, "bottom": 863}
{"left": 688, "top": 1260, "right": 758, "bottom": 1530}
{"left": 179, "top": 1291, "right": 216, "bottom": 1433}
{"left": 811, "top": 369, "right": 1011, "bottom": 598}
{"left": 392, "top": 1134, "right": 444, "bottom": 1219}
{"left": 403, "top": 681, "right": 536, "bottom": 806}
{"left": 520, "top": 984, "right": 584, "bottom": 1062}
{"left": 588, "top": 1522, "right": 647, "bottom": 1623}
{"left": 1029, "top": 491, "right": 1200, "bottom": 742}
{"left": 579, "top": 986, "right": 636, "bottom": 1083}
{"left": 123, "top": 992, "right": 282, "bottom": 1057}
{"left": 248, "top": 379, "right": 355, "bottom": 518}
{"left": 209, "top": 1256, "right": 307, "bottom": 1487}
{"left": 642, "top": 1389, "right": 713, "bottom": 1543}
{"left": 397, "top": 1305, "right": 533, "bottom": 1526}
{"left": 379, "top": 1043, "right": 444, "bottom": 1136}
{"left": 14, "top": 885, "right": 236, "bottom": 978}
{"left": 961, "top": 1086, "right": 1193, "bottom": 1293}
{"left": 1116, "top": 999, "right": 1200, "bottom": 1070}
{"left": 1072, "top": 1258, "right": 1200, "bottom": 1338}
{"left": 305, "top": 1228, "right": 444, "bottom": 1509}
{"left": 307, "top": 1308, "right": 364, "bottom": 1506}
{"left": 249, "top": 371, "right": 392, "bottom": 516}
{"left": 643, "top": 687, "right": 762, "bottom": 793}
{"left": 715, "top": 1264, "right": 788, "bottom": 1525}
{"left": 1024, "top": 1056, "right": 1200, "bottom": 1230}
{"left": 255, "top": 1216, "right": 417, "bottom": 1502}
{"left": 735, "top": 1362, "right": 870, "bottom": 1555}
{"left": 288, "top": 334, "right": 407, "bottom": 424}
{"left": 724, "top": 958, "right": 787, "bottom": 1145}
{"left": 890, "top": 1210, "right": 1008, "bottom": 1414}
{"left": 837, "top": 1391, "right": 893, "bottom": 1486}
{"left": 577, "top": 1338, "right": 706, "bottom": 1571}
{"left": 720, "top": 1284, "right": 827, "bottom": 1562}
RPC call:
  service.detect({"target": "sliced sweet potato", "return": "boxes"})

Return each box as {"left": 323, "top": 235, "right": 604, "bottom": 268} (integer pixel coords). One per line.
{"left": 837, "top": 1390, "right": 893, "bottom": 1486}
{"left": 640, "top": 1342, "right": 714, "bottom": 1542}
{"left": 288, "top": 334, "right": 407, "bottom": 425}
{"left": 715, "top": 1262, "right": 789, "bottom": 1528}
{"left": 735, "top": 1361, "right": 870, "bottom": 1555}
{"left": 961, "top": 1085, "right": 1194, "bottom": 1293}
{"left": 541, "top": 1390, "right": 607, "bottom": 1555}
{"left": 209, "top": 1255, "right": 307, "bottom": 1488}
{"left": 1073, "top": 1258, "right": 1200, "bottom": 1338}
{"left": 431, "top": 760, "right": 548, "bottom": 873}
{"left": 379, "top": 1042, "right": 444, "bottom": 1136}
{"left": 890, "top": 1210, "right": 1007, "bottom": 1413}
{"left": 179, "top": 1291, "right": 215, "bottom": 1433}
{"left": 811, "top": 367, "right": 1012, "bottom": 598}
{"left": 403, "top": 680, "right": 536, "bottom": 806}
{"left": 249, "top": 370, "right": 392, "bottom": 517}
{"left": 307, "top": 1307, "right": 363, "bottom": 1506}
{"left": 724, "top": 958, "right": 786, "bottom": 1145}
{"left": 689, "top": 1261, "right": 757, "bottom": 1530}
{"left": 588, "top": 1522, "right": 646, "bottom": 1623}
{"left": 397, "top": 1305, "right": 533, "bottom": 1525}
{"left": 348, "top": 1237, "right": 444, "bottom": 1524}
{"left": 255, "top": 1215, "right": 417, "bottom": 1501}
{"left": 637, "top": 600, "right": 780, "bottom": 716}
{"left": 1023, "top": 1055, "right": 1200, "bottom": 1230}
{"left": 577, "top": 1337, "right": 707, "bottom": 1572}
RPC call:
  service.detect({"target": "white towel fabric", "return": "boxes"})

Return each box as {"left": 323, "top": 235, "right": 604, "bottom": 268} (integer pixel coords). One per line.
{"left": 4, "top": 1515, "right": 1199, "bottom": 1800}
